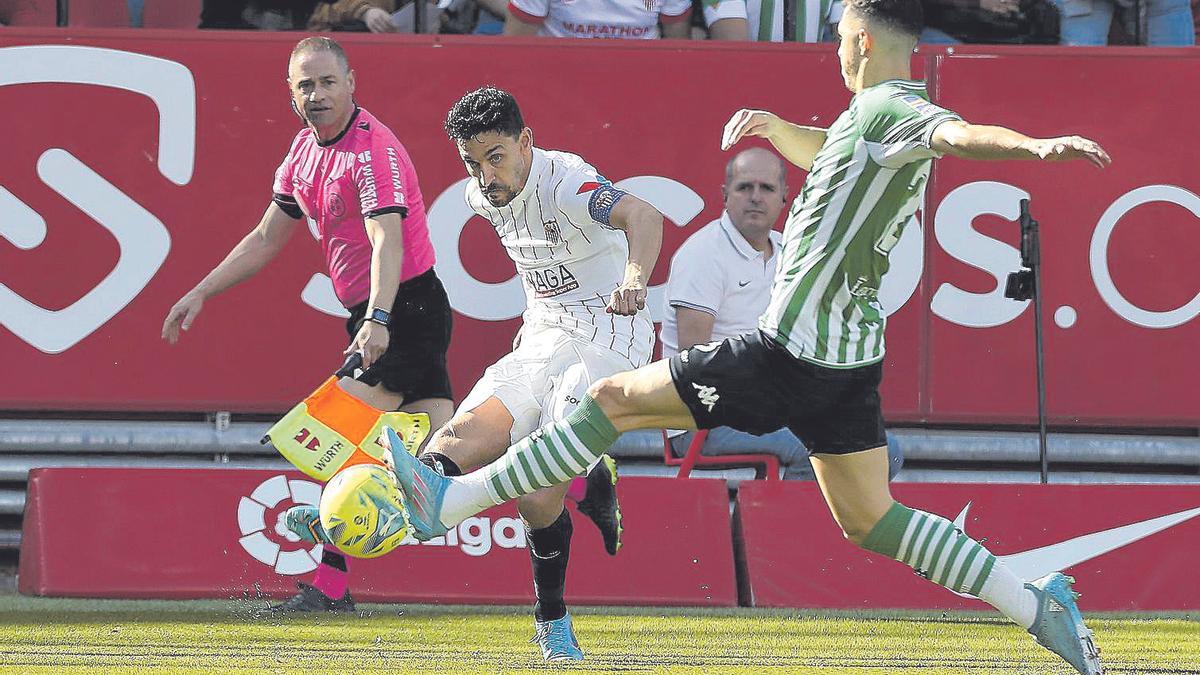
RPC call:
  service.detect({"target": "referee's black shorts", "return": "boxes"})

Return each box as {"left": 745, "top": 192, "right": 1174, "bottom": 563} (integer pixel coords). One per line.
{"left": 668, "top": 330, "right": 885, "bottom": 456}
{"left": 345, "top": 267, "right": 453, "bottom": 403}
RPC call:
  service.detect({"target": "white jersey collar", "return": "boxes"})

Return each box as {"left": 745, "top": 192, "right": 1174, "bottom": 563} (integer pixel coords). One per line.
{"left": 719, "top": 211, "right": 778, "bottom": 262}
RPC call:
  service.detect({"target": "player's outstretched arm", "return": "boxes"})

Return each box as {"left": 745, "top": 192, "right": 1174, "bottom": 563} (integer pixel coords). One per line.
{"left": 931, "top": 120, "right": 1112, "bottom": 168}
{"left": 607, "top": 195, "right": 664, "bottom": 316}
{"left": 161, "top": 202, "right": 299, "bottom": 344}
{"left": 721, "top": 109, "right": 827, "bottom": 171}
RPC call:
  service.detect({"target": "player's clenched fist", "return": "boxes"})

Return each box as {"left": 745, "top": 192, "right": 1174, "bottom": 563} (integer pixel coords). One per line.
{"left": 721, "top": 109, "right": 783, "bottom": 151}
{"left": 607, "top": 282, "right": 647, "bottom": 316}
{"left": 162, "top": 293, "right": 205, "bottom": 344}
{"left": 1031, "top": 136, "right": 1112, "bottom": 168}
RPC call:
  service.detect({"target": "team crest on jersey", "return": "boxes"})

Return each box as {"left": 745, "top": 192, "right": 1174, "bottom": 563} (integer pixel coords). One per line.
{"left": 327, "top": 192, "right": 346, "bottom": 217}
{"left": 543, "top": 218, "right": 562, "bottom": 245}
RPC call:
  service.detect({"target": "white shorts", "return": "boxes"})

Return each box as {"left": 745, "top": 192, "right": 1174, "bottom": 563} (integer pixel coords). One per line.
{"left": 458, "top": 324, "right": 641, "bottom": 447}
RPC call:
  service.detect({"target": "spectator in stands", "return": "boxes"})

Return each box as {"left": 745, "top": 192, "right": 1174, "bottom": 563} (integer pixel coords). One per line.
{"left": 504, "top": 0, "right": 693, "bottom": 38}
{"left": 1050, "top": 0, "right": 1195, "bottom": 44}
{"left": 701, "top": 0, "right": 839, "bottom": 40}
{"left": 695, "top": 0, "right": 750, "bottom": 38}
{"left": 471, "top": 0, "right": 505, "bottom": 33}
{"left": 308, "top": 0, "right": 399, "bottom": 31}
{"left": 699, "top": 0, "right": 1054, "bottom": 43}
{"left": 201, "top": 0, "right": 435, "bottom": 31}
{"left": 660, "top": 147, "right": 903, "bottom": 480}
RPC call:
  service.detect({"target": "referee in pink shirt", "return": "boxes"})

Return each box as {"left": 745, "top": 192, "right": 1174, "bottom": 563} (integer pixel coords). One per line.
{"left": 162, "top": 37, "right": 453, "bottom": 615}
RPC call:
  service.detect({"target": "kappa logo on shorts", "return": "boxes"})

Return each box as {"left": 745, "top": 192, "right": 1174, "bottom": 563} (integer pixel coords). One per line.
{"left": 692, "top": 383, "right": 720, "bottom": 412}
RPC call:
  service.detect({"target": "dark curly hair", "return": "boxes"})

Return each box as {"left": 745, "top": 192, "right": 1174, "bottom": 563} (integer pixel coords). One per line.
{"left": 445, "top": 87, "right": 525, "bottom": 142}
{"left": 843, "top": 0, "right": 924, "bottom": 38}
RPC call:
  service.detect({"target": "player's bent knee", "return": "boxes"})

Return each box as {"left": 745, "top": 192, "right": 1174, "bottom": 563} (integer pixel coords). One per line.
{"left": 585, "top": 375, "right": 628, "bottom": 415}
{"left": 517, "top": 491, "right": 566, "bottom": 529}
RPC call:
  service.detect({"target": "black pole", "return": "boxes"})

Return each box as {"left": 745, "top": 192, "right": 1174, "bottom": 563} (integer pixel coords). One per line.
{"left": 1018, "top": 200, "right": 1049, "bottom": 484}
{"left": 414, "top": 0, "right": 426, "bottom": 33}
{"left": 783, "top": 0, "right": 796, "bottom": 41}
{"left": 57, "top": 0, "right": 69, "bottom": 26}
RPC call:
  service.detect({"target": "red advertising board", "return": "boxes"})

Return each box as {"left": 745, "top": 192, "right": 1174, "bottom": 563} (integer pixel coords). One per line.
{"left": 737, "top": 481, "right": 1200, "bottom": 610}
{"left": 0, "top": 32, "right": 1196, "bottom": 427}
{"left": 925, "top": 48, "right": 1200, "bottom": 426}
{"left": 19, "top": 468, "right": 737, "bottom": 606}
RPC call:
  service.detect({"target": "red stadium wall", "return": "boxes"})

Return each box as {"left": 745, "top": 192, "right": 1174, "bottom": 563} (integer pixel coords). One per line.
{"left": 0, "top": 31, "right": 1197, "bottom": 427}
{"left": 19, "top": 468, "right": 738, "bottom": 606}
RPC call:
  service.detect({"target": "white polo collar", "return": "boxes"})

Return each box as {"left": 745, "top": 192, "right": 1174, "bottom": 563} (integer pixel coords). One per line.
{"left": 719, "top": 211, "right": 778, "bottom": 262}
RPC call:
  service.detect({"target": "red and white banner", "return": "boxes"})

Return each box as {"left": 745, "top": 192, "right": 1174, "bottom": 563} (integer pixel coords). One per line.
{"left": 737, "top": 481, "right": 1200, "bottom": 610}
{"left": 19, "top": 468, "right": 737, "bottom": 606}
{"left": 0, "top": 32, "right": 1196, "bottom": 426}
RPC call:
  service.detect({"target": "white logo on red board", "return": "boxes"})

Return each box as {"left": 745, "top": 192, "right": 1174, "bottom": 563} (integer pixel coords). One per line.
{"left": 236, "top": 475, "right": 324, "bottom": 575}
{"left": 951, "top": 501, "right": 1200, "bottom": 591}
{"left": 0, "top": 45, "right": 194, "bottom": 354}
{"left": 401, "top": 516, "right": 528, "bottom": 557}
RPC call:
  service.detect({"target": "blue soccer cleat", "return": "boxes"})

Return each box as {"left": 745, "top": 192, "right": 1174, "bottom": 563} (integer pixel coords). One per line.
{"left": 1027, "top": 572, "right": 1103, "bottom": 675}
{"left": 282, "top": 504, "right": 330, "bottom": 545}
{"left": 530, "top": 613, "right": 584, "bottom": 662}
{"left": 383, "top": 426, "right": 449, "bottom": 541}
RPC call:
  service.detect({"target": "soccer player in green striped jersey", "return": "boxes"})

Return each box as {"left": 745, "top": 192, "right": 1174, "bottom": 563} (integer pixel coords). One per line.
{"left": 386, "top": 0, "right": 1110, "bottom": 671}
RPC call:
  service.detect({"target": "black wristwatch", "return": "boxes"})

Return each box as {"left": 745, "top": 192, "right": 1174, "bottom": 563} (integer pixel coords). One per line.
{"left": 366, "top": 307, "right": 391, "bottom": 327}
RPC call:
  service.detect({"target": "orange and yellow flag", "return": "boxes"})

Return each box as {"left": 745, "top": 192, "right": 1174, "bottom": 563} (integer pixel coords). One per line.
{"left": 263, "top": 376, "right": 430, "bottom": 482}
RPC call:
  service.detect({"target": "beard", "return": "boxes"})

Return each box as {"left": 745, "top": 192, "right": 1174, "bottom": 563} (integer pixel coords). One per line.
{"left": 484, "top": 185, "right": 518, "bottom": 207}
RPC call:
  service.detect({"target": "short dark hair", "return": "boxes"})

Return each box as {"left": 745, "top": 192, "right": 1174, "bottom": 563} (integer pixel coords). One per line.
{"left": 445, "top": 87, "right": 525, "bottom": 142}
{"left": 843, "top": 0, "right": 924, "bottom": 38}
{"left": 290, "top": 36, "right": 350, "bottom": 73}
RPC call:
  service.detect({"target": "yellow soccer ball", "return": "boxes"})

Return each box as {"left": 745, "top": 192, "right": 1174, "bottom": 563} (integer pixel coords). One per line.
{"left": 319, "top": 464, "right": 409, "bottom": 559}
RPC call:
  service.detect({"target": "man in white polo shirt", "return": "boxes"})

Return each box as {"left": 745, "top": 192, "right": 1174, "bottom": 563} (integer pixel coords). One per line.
{"left": 504, "top": 0, "right": 693, "bottom": 38}
{"left": 660, "top": 147, "right": 816, "bottom": 479}
{"left": 661, "top": 147, "right": 903, "bottom": 480}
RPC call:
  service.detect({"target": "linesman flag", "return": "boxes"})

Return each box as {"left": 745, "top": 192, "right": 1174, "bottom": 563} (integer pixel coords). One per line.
{"left": 262, "top": 364, "right": 430, "bottom": 482}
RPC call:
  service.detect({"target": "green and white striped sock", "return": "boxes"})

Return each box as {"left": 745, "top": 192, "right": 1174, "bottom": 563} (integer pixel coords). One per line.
{"left": 439, "top": 396, "right": 619, "bottom": 526}
{"left": 863, "top": 502, "right": 1037, "bottom": 628}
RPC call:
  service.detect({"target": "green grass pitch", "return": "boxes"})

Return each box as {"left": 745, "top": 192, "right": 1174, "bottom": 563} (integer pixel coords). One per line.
{"left": 0, "top": 595, "right": 1196, "bottom": 673}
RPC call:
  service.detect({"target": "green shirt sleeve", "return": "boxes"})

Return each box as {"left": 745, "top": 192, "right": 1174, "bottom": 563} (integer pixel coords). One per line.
{"left": 857, "top": 86, "right": 962, "bottom": 168}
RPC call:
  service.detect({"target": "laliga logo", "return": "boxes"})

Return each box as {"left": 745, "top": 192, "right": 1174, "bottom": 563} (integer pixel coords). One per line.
{"left": 0, "top": 46, "right": 195, "bottom": 353}
{"left": 236, "top": 474, "right": 324, "bottom": 575}
{"left": 399, "top": 515, "right": 528, "bottom": 557}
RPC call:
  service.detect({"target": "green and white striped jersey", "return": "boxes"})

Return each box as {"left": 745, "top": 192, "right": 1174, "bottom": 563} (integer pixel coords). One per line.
{"left": 759, "top": 80, "right": 961, "bottom": 368}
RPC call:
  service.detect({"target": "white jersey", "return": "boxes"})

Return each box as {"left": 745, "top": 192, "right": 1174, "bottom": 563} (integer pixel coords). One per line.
{"left": 702, "top": 0, "right": 835, "bottom": 41}
{"left": 507, "top": 0, "right": 691, "bottom": 39}
{"left": 465, "top": 147, "right": 655, "bottom": 368}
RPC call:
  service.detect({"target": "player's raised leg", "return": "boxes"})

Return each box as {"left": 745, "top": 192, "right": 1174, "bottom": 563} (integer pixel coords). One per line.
{"left": 812, "top": 448, "right": 1102, "bottom": 675}
{"left": 387, "top": 359, "right": 692, "bottom": 539}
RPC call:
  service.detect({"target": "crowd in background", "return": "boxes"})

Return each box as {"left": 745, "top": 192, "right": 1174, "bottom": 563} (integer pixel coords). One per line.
{"left": 0, "top": 0, "right": 1196, "bottom": 44}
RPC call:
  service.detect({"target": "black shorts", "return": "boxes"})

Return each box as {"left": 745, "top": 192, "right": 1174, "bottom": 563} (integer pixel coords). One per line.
{"left": 345, "top": 268, "right": 453, "bottom": 402}
{"left": 668, "top": 330, "right": 886, "bottom": 456}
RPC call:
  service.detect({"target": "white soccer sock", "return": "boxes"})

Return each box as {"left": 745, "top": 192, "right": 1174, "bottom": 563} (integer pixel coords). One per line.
{"left": 978, "top": 562, "right": 1039, "bottom": 630}
{"left": 437, "top": 469, "right": 506, "bottom": 529}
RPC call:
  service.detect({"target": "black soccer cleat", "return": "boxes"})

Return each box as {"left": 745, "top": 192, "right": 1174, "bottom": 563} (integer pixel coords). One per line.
{"left": 575, "top": 454, "right": 623, "bottom": 556}
{"left": 261, "top": 582, "right": 357, "bottom": 617}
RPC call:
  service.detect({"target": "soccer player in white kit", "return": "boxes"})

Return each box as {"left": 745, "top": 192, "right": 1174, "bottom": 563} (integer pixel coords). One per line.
{"left": 411, "top": 87, "right": 663, "bottom": 661}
